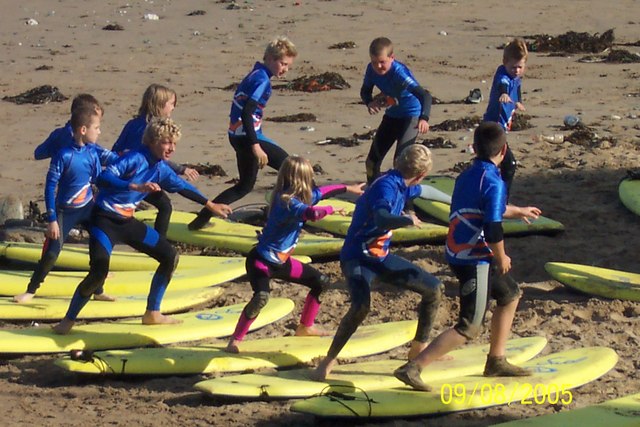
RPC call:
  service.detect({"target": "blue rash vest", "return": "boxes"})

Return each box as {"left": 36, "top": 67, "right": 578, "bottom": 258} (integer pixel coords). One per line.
{"left": 96, "top": 146, "right": 205, "bottom": 218}
{"left": 228, "top": 62, "right": 273, "bottom": 139}
{"left": 341, "top": 170, "right": 420, "bottom": 262}
{"left": 483, "top": 65, "right": 522, "bottom": 131}
{"left": 445, "top": 159, "right": 507, "bottom": 265}
{"left": 35, "top": 122, "right": 117, "bottom": 165}
{"left": 111, "top": 116, "right": 147, "bottom": 154}
{"left": 361, "top": 60, "right": 423, "bottom": 118}
{"left": 45, "top": 143, "right": 105, "bottom": 222}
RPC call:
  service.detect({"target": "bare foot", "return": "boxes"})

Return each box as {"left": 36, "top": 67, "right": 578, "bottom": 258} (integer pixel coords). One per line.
{"left": 295, "top": 324, "right": 332, "bottom": 337}
{"left": 93, "top": 293, "right": 117, "bottom": 302}
{"left": 408, "top": 340, "right": 428, "bottom": 361}
{"left": 224, "top": 339, "right": 240, "bottom": 354}
{"left": 309, "top": 357, "right": 336, "bottom": 381}
{"left": 141, "top": 311, "right": 182, "bottom": 325}
{"left": 52, "top": 318, "right": 75, "bottom": 335}
{"left": 13, "top": 292, "right": 35, "bottom": 303}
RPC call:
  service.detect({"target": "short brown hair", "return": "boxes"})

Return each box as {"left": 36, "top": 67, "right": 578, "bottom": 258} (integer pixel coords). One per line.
{"left": 70, "top": 93, "right": 103, "bottom": 116}
{"left": 395, "top": 144, "right": 432, "bottom": 179}
{"left": 70, "top": 106, "right": 99, "bottom": 133}
{"left": 369, "top": 37, "right": 393, "bottom": 57}
{"left": 264, "top": 36, "right": 298, "bottom": 61}
{"left": 473, "top": 122, "right": 507, "bottom": 159}
{"left": 503, "top": 38, "right": 528, "bottom": 63}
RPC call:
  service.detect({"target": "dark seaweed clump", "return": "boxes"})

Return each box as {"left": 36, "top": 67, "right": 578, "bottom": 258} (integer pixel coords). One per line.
{"left": 288, "top": 72, "right": 350, "bottom": 92}
{"left": 321, "top": 130, "right": 375, "bottom": 147}
{"left": 431, "top": 116, "right": 482, "bottom": 132}
{"left": 565, "top": 127, "right": 616, "bottom": 149}
{"left": 182, "top": 163, "right": 227, "bottom": 177}
{"left": 510, "top": 114, "right": 533, "bottom": 131}
{"left": 604, "top": 49, "right": 640, "bottom": 63}
{"left": 421, "top": 137, "right": 456, "bottom": 149}
{"left": 102, "top": 23, "right": 124, "bottom": 31}
{"left": 525, "top": 29, "right": 614, "bottom": 54}
{"left": 187, "top": 10, "right": 206, "bottom": 16}
{"left": 2, "top": 85, "right": 68, "bottom": 105}
{"left": 329, "top": 41, "right": 357, "bottom": 50}
{"left": 267, "top": 113, "right": 317, "bottom": 123}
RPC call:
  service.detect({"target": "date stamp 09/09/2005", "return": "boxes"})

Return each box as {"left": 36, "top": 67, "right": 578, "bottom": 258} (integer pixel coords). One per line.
{"left": 440, "top": 382, "right": 574, "bottom": 406}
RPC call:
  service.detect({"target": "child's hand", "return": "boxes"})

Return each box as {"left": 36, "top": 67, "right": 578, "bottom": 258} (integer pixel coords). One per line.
{"left": 416, "top": 118, "right": 430, "bottom": 134}
{"left": 130, "top": 182, "right": 161, "bottom": 193}
{"left": 408, "top": 212, "right": 422, "bottom": 228}
{"left": 208, "top": 202, "right": 232, "bottom": 219}
{"left": 252, "top": 144, "right": 268, "bottom": 169}
{"left": 494, "top": 253, "right": 512, "bottom": 275}
{"left": 367, "top": 101, "right": 382, "bottom": 115}
{"left": 333, "top": 207, "right": 347, "bottom": 216}
{"left": 346, "top": 183, "right": 366, "bottom": 195}
{"left": 516, "top": 102, "right": 526, "bottom": 111}
{"left": 183, "top": 167, "right": 200, "bottom": 182}
{"left": 519, "top": 206, "right": 541, "bottom": 224}
{"left": 499, "top": 94, "right": 513, "bottom": 104}
{"left": 46, "top": 221, "right": 60, "bottom": 240}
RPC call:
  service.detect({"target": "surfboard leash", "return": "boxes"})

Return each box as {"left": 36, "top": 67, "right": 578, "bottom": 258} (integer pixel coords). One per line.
{"left": 316, "top": 384, "right": 377, "bottom": 417}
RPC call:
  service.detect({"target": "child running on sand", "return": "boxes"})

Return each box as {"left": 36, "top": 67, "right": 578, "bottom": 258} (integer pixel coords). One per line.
{"left": 483, "top": 38, "right": 528, "bottom": 197}
{"left": 14, "top": 106, "right": 118, "bottom": 303}
{"left": 393, "top": 122, "right": 540, "bottom": 391}
{"left": 112, "top": 84, "right": 199, "bottom": 236}
{"left": 225, "top": 155, "right": 364, "bottom": 353}
{"left": 312, "top": 144, "right": 443, "bottom": 380}
{"left": 52, "top": 118, "right": 231, "bottom": 334}
{"left": 188, "top": 36, "right": 298, "bottom": 231}
{"left": 360, "top": 37, "right": 433, "bottom": 184}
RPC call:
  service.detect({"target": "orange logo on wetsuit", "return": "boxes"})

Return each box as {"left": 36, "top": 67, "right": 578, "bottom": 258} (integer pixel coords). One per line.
{"left": 363, "top": 231, "right": 392, "bottom": 258}
{"left": 446, "top": 213, "right": 488, "bottom": 257}
{"left": 111, "top": 203, "right": 136, "bottom": 217}
{"left": 65, "top": 184, "right": 92, "bottom": 208}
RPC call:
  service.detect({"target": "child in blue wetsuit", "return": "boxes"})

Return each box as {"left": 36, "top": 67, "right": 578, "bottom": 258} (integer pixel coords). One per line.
{"left": 52, "top": 118, "right": 231, "bottom": 334}
{"left": 14, "top": 106, "right": 119, "bottom": 304}
{"left": 112, "top": 84, "right": 199, "bottom": 237}
{"left": 483, "top": 38, "right": 528, "bottom": 197}
{"left": 312, "top": 144, "right": 444, "bottom": 380}
{"left": 361, "top": 37, "right": 433, "bottom": 184}
{"left": 393, "top": 122, "right": 540, "bottom": 392}
{"left": 188, "top": 36, "right": 298, "bottom": 231}
{"left": 225, "top": 156, "right": 364, "bottom": 353}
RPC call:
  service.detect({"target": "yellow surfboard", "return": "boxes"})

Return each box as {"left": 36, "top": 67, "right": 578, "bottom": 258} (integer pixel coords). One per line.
{"left": 292, "top": 347, "right": 618, "bottom": 418}
{"left": 195, "top": 336, "right": 547, "bottom": 399}
{"left": 0, "top": 287, "right": 223, "bottom": 321}
{"left": 619, "top": 178, "right": 640, "bottom": 216}
{"left": 545, "top": 262, "right": 640, "bottom": 302}
{"left": 54, "top": 320, "right": 418, "bottom": 375}
{"left": 493, "top": 392, "right": 640, "bottom": 426}
{"left": 0, "top": 241, "right": 227, "bottom": 271}
{"left": 0, "top": 263, "right": 245, "bottom": 297}
{"left": 414, "top": 176, "right": 565, "bottom": 236}
{"left": 135, "top": 210, "right": 343, "bottom": 258}
{"left": 0, "top": 298, "right": 294, "bottom": 354}
{"left": 310, "top": 199, "right": 448, "bottom": 243}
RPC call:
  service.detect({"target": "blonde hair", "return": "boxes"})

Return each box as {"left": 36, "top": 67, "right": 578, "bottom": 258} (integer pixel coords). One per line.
{"left": 271, "top": 156, "right": 314, "bottom": 209}
{"left": 138, "top": 84, "right": 177, "bottom": 122}
{"left": 263, "top": 36, "right": 298, "bottom": 61}
{"left": 503, "top": 38, "right": 528, "bottom": 63}
{"left": 142, "top": 117, "right": 182, "bottom": 147}
{"left": 394, "top": 144, "right": 433, "bottom": 179}
{"left": 369, "top": 37, "right": 393, "bottom": 57}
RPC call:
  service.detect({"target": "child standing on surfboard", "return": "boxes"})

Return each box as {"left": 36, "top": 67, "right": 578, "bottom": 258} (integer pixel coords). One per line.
{"left": 312, "top": 144, "right": 444, "bottom": 380}
{"left": 52, "top": 118, "right": 231, "bottom": 334}
{"left": 188, "top": 36, "right": 298, "bottom": 231}
{"left": 112, "top": 84, "right": 200, "bottom": 237}
{"left": 225, "top": 155, "right": 364, "bottom": 353}
{"left": 14, "top": 106, "right": 119, "bottom": 304}
{"left": 394, "top": 122, "right": 540, "bottom": 391}
{"left": 483, "top": 38, "right": 528, "bottom": 198}
{"left": 360, "top": 37, "right": 433, "bottom": 184}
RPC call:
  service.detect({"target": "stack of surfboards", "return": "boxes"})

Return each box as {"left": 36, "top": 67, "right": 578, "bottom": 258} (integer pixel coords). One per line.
{"left": 135, "top": 210, "right": 343, "bottom": 257}
{"left": 414, "top": 176, "right": 565, "bottom": 236}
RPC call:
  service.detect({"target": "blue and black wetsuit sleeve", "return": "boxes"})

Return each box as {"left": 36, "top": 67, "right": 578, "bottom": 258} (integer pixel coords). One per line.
{"left": 373, "top": 208, "right": 414, "bottom": 230}
{"left": 178, "top": 188, "right": 208, "bottom": 205}
{"left": 241, "top": 98, "right": 260, "bottom": 146}
{"left": 408, "top": 85, "right": 432, "bottom": 122}
{"left": 484, "top": 221, "right": 504, "bottom": 243}
{"left": 360, "top": 81, "right": 374, "bottom": 106}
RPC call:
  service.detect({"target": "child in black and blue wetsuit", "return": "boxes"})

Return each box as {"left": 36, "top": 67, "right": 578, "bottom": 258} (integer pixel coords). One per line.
{"left": 312, "top": 144, "right": 444, "bottom": 380}
{"left": 52, "top": 118, "right": 231, "bottom": 334}
{"left": 225, "top": 156, "right": 364, "bottom": 353}
{"left": 188, "top": 36, "right": 298, "bottom": 231}
{"left": 112, "top": 84, "right": 199, "bottom": 237}
{"left": 361, "top": 37, "right": 433, "bottom": 184}
{"left": 14, "top": 106, "right": 119, "bottom": 304}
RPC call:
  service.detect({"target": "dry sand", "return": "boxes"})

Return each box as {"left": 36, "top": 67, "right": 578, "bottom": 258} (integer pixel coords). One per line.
{"left": 1, "top": 0, "right": 639, "bottom": 426}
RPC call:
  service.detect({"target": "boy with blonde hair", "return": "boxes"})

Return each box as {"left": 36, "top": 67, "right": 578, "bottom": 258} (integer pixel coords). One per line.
{"left": 313, "top": 144, "right": 443, "bottom": 380}
{"left": 189, "top": 36, "right": 298, "bottom": 230}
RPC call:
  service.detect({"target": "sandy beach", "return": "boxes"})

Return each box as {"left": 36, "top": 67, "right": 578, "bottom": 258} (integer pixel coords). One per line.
{"left": 1, "top": 0, "right": 639, "bottom": 425}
